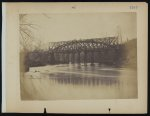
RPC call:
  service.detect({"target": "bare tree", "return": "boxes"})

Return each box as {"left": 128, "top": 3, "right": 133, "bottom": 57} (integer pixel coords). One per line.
{"left": 19, "top": 14, "right": 39, "bottom": 52}
{"left": 19, "top": 14, "right": 51, "bottom": 72}
{"left": 19, "top": 14, "right": 38, "bottom": 72}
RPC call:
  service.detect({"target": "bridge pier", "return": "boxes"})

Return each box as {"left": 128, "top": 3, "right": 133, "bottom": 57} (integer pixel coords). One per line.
{"left": 84, "top": 51, "right": 87, "bottom": 66}
{"left": 77, "top": 52, "right": 81, "bottom": 64}
{"left": 65, "top": 53, "right": 69, "bottom": 64}
{"left": 59, "top": 53, "right": 62, "bottom": 63}
{"left": 61, "top": 53, "right": 66, "bottom": 64}
{"left": 98, "top": 50, "right": 103, "bottom": 65}
{"left": 55, "top": 53, "right": 60, "bottom": 64}
{"left": 50, "top": 52, "right": 55, "bottom": 64}
{"left": 99, "top": 49, "right": 106, "bottom": 65}
{"left": 90, "top": 51, "right": 95, "bottom": 66}
{"left": 71, "top": 53, "right": 75, "bottom": 64}
{"left": 104, "top": 48, "right": 109, "bottom": 65}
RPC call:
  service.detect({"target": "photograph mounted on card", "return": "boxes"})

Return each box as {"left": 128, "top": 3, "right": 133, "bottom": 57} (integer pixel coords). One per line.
{"left": 2, "top": 2, "right": 148, "bottom": 113}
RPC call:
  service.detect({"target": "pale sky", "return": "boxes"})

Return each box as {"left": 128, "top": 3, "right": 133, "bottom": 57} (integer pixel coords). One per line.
{"left": 24, "top": 12, "right": 136, "bottom": 44}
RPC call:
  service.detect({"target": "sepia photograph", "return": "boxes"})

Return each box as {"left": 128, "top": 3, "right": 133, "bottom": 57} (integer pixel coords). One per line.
{"left": 19, "top": 13, "right": 137, "bottom": 100}
{"left": 2, "top": 2, "right": 147, "bottom": 113}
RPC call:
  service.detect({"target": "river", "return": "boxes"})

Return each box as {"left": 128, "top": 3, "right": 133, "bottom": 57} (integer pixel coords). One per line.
{"left": 20, "top": 63, "right": 137, "bottom": 100}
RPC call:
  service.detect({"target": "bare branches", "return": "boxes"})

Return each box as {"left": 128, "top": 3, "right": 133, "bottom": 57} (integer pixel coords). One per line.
{"left": 19, "top": 14, "right": 39, "bottom": 52}
{"left": 42, "top": 13, "right": 51, "bottom": 19}
{"left": 20, "top": 23, "right": 39, "bottom": 30}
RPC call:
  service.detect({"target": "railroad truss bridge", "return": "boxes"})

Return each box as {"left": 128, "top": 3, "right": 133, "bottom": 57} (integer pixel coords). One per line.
{"left": 48, "top": 36, "right": 122, "bottom": 66}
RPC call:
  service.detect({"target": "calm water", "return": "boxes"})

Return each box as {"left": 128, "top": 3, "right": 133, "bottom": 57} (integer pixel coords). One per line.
{"left": 20, "top": 63, "right": 137, "bottom": 100}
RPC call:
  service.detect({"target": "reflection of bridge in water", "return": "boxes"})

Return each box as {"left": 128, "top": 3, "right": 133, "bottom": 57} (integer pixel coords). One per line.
{"left": 48, "top": 36, "right": 122, "bottom": 66}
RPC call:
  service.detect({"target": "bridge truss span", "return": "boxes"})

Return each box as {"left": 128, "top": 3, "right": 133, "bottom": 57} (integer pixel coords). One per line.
{"left": 48, "top": 36, "right": 121, "bottom": 65}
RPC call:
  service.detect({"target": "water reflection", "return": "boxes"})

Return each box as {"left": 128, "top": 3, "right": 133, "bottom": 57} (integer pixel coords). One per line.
{"left": 22, "top": 63, "right": 137, "bottom": 100}
{"left": 41, "top": 63, "right": 122, "bottom": 86}
{"left": 48, "top": 74, "right": 119, "bottom": 86}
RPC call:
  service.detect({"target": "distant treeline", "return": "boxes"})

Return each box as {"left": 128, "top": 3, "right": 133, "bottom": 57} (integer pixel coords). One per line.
{"left": 20, "top": 39, "right": 137, "bottom": 72}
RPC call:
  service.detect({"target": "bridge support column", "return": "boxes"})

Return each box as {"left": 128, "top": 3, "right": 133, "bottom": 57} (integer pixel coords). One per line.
{"left": 56, "top": 53, "right": 60, "bottom": 64}
{"left": 64, "top": 53, "right": 67, "bottom": 63}
{"left": 84, "top": 51, "right": 87, "bottom": 66}
{"left": 99, "top": 49, "right": 105, "bottom": 65}
{"left": 71, "top": 53, "right": 75, "bottom": 64}
{"left": 90, "top": 51, "right": 94, "bottom": 66}
{"left": 104, "top": 48, "right": 109, "bottom": 65}
{"left": 61, "top": 53, "right": 65, "bottom": 64}
{"left": 77, "top": 52, "right": 81, "bottom": 64}
{"left": 114, "top": 46, "right": 121, "bottom": 66}
{"left": 67, "top": 53, "right": 70, "bottom": 64}
{"left": 65, "top": 53, "right": 69, "bottom": 64}
{"left": 50, "top": 52, "right": 55, "bottom": 65}
{"left": 59, "top": 53, "right": 62, "bottom": 64}
{"left": 98, "top": 50, "right": 102, "bottom": 65}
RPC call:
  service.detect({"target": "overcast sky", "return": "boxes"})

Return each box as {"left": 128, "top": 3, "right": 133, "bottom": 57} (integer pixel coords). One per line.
{"left": 23, "top": 12, "right": 136, "bottom": 44}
